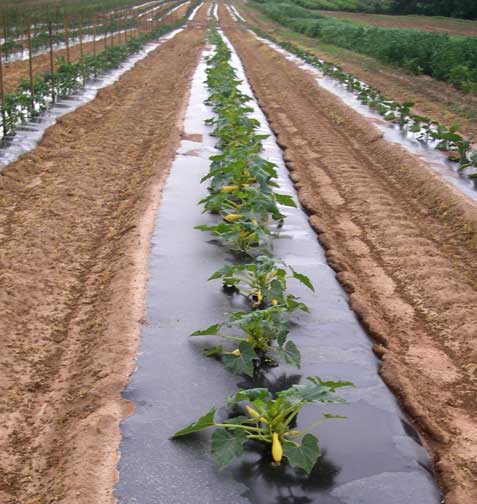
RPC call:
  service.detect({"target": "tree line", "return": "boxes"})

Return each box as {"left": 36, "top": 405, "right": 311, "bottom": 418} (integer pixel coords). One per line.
{"left": 391, "top": 0, "right": 477, "bottom": 19}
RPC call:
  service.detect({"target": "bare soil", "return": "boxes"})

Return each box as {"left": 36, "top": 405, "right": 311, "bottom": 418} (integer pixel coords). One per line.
{"left": 0, "top": 5, "right": 207, "bottom": 504}
{"left": 318, "top": 9, "right": 477, "bottom": 37}
{"left": 235, "top": 0, "right": 477, "bottom": 141}
{"left": 221, "top": 4, "right": 477, "bottom": 503}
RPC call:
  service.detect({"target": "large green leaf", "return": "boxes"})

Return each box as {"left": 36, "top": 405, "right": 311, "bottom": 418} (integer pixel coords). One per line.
{"left": 170, "top": 408, "right": 216, "bottom": 439}
{"left": 227, "top": 387, "right": 270, "bottom": 405}
{"left": 280, "top": 340, "right": 301, "bottom": 368}
{"left": 291, "top": 268, "right": 315, "bottom": 292}
{"left": 279, "top": 376, "right": 353, "bottom": 404}
{"left": 191, "top": 323, "right": 222, "bottom": 337}
{"left": 203, "top": 345, "right": 224, "bottom": 357}
{"left": 222, "top": 340, "right": 257, "bottom": 377}
{"left": 274, "top": 193, "right": 297, "bottom": 208}
{"left": 211, "top": 428, "right": 247, "bottom": 470}
{"left": 283, "top": 434, "right": 320, "bottom": 475}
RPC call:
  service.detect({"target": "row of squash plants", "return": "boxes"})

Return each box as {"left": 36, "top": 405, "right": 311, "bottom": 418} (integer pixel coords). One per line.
{"left": 171, "top": 23, "right": 353, "bottom": 475}
{"left": 0, "top": 0, "right": 200, "bottom": 137}
{"left": 227, "top": 8, "right": 477, "bottom": 178}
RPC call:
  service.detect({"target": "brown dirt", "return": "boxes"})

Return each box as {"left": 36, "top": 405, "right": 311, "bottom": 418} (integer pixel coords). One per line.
{"left": 0, "top": 4, "right": 207, "bottom": 504}
{"left": 221, "top": 4, "right": 477, "bottom": 503}
{"left": 234, "top": 0, "right": 477, "bottom": 141}
{"left": 318, "top": 9, "right": 477, "bottom": 37}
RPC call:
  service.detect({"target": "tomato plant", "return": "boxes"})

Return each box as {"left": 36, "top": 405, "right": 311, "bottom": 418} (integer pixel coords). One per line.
{"left": 0, "top": 1, "right": 202, "bottom": 136}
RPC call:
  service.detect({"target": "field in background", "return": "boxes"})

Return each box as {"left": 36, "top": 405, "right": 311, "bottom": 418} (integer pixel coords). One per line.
{"left": 250, "top": 1, "right": 477, "bottom": 93}
{"left": 319, "top": 9, "right": 477, "bottom": 36}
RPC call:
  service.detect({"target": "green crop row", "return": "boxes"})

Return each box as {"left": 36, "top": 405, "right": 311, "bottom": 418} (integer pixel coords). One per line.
{"left": 295, "top": 0, "right": 392, "bottom": 11}
{"left": 1, "top": 21, "right": 134, "bottom": 60}
{"left": 250, "top": 0, "right": 477, "bottom": 93}
{"left": 0, "top": 0, "right": 184, "bottom": 60}
{"left": 0, "top": 1, "right": 200, "bottom": 137}
{"left": 0, "top": 0, "right": 160, "bottom": 23}
{"left": 240, "top": 23, "right": 477, "bottom": 177}
{"left": 171, "top": 22, "right": 353, "bottom": 475}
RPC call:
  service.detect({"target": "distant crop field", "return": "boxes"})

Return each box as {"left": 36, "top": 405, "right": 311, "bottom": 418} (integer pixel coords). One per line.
{"left": 251, "top": 1, "right": 477, "bottom": 93}
{"left": 319, "top": 9, "right": 477, "bottom": 37}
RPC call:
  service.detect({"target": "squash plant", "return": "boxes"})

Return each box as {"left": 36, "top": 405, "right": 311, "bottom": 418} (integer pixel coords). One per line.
{"left": 192, "top": 306, "right": 300, "bottom": 375}
{"left": 209, "top": 255, "right": 314, "bottom": 312}
{"left": 171, "top": 377, "right": 353, "bottom": 474}
{"left": 197, "top": 27, "right": 298, "bottom": 256}
{"left": 196, "top": 218, "right": 274, "bottom": 256}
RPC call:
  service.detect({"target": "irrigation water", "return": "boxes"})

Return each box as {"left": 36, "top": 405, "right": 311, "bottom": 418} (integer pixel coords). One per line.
{"left": 114, "top": 25, "right": 442, "bottom": 504}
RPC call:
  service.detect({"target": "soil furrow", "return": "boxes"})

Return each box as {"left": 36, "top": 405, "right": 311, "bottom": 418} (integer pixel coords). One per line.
{"left": 0, "top": 6, "right": 207, "bottom": 504}
{"left": 220, "top": 6, "right": 477, "bottom": 503}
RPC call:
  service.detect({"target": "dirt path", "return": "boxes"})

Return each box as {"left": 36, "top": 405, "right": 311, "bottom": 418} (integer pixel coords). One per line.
{"left": 0, "top": 4, "right": 207, "bottom": 504}
{"left": 234, "top": 0, "right": 477, "bottom": 141}
{"left": 318, "top": 9, "right": 477, "bottom": 36}
{"left": 220, "top": 5, "right": 477, "bottom": 503}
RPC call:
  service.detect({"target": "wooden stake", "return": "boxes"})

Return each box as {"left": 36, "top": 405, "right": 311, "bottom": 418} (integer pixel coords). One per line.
{"left": 78, "top": 16, "right": 85, "bottom": 85}
{"left": 48, "top": 21, "right": 55, "bottom": 103}
{"left": 2, "top": 10, "right": 7, "bottom": 44}
{"left": 110, "top": 14, "right": 114, "bottom": 47}
{"left": 64, "top": 15, "right": 70, "bottom": 64}
{"left": 27, "top": 19, "right": 34, "bottom": 112}
{"left": 104, "top": 15, "right": 107, "bottom": 49}
{"left": 0, "top": 47, "right": 7, "bottom": 137}
{"left": 79, "top": 15, "right": 83, "bottom": 59}
{"left": 93, "top": 15, "right": 97, "bottom": 78}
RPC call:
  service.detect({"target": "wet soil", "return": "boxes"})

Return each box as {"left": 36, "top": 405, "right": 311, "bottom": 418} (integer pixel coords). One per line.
{"left": 220, "top": 4, "right": 477, "bottom": 503}
{"left": 0, "top": 5, "right": 207, "bottom": 504}
{"left": 318, "top": 10, "right": 477, "bottom": 37}
{"left": 234, "top": 0, "right": 477, "bottom": 141}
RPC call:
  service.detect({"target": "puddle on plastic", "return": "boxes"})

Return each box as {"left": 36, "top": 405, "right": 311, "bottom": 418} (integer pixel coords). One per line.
{"left": 0, "top": 12, "right": 203, "bottom": 171}
{"left": 114, "top": 30, "right": 441, "bottom": 504}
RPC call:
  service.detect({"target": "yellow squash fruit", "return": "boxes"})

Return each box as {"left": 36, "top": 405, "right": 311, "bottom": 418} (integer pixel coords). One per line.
{"left": 224, "top": 213, "right": 242, "bottom": 222}
{"left": 220, "top": 185, "right": 240, "bottom": 193}
{"left": 246, "top": 405, "right": 268, "bottom": 424}
{"left": 271, "top": 433, "right": 283, "bottom": 463}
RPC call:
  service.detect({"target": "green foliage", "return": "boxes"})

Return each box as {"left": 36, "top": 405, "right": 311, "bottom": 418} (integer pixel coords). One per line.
{"left": 197, "top": 28, "right": 300, "bottom": 255}
{"left": 248, "top": 25, "right": 477, "bottom": 172}
{"left": 209, "top": 256, "right": 313, "bottom": 310}
{"left": 178, "top": 24, "right": 353, "bottom": 477}
{"left": 192, "top": 306, "right": 300, "bottom": 375}
{"left": 171, "top": 377, "right": 352, "bottom": 473}
{"left": 0, "top": 1, "right": 201, "bottom": 136}
{"left": 391, "top": 0, "right": 477, "bottom": 19}
{"left": 251, "top": 0, "right": 477, "bottom": 92}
